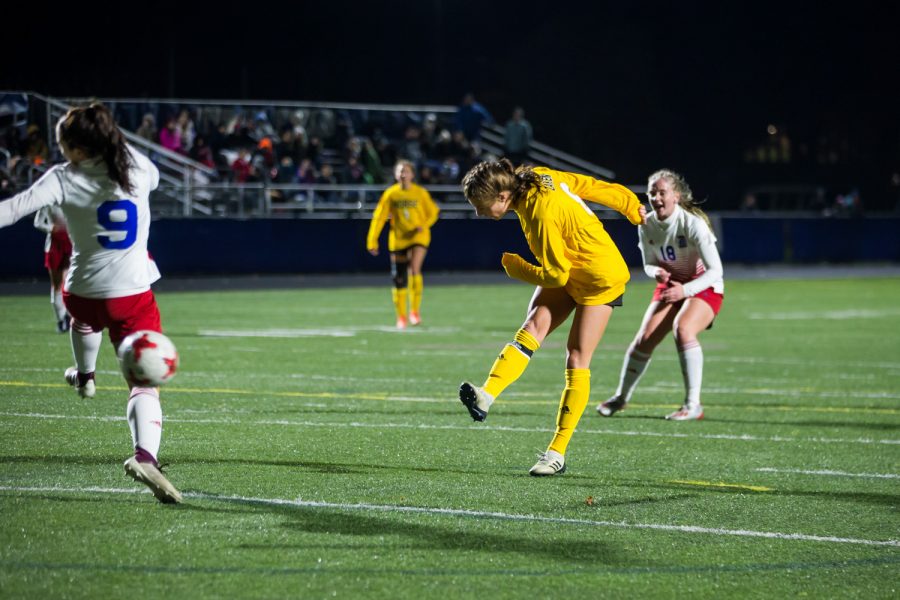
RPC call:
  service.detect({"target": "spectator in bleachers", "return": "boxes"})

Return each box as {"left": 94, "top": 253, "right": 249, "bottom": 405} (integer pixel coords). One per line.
{"left": 307, "top": 135, "right": 323, "bottom": 167}
{"left": 315, "top": 163, "right": 339, "bottom": 203}
{"left": 420, "top": 113, "right": 439, "bottom": 156}
{"left": 449, "top": 130, "right": 470, "bottom": 161}
{"left": 230, "top": 148, "right": 256, "bottom": 183}
{"left": 373, "top": 132, "right": 397, "bottom": 170}
{"left": 189, "top": 135, "right": 215, "bottom": 169}
{"left": 254, "top": 137, "right": 277, "bottom": 175}
{"left": 275, "top": 127, "right": 304, "bottom": 165}
{"left": 23, "top": 124, "right": 49, "bottom": 165}
{"left": 431, "top": 129, "right": 454, "bottom": 161}
{"left": 136, "top": 113, "right": 157, "bottom": 144}
{"left": 504, "top": 106, "right": 532, "bottom": 165}
{"left": 454, "top": 93, "right": 493, "bottom": 142}
{"left": 361, "top": 137, "right": 386, "bottom": 184}
{"left": 398, "top": 125, "right": 424, "bottom": 164}
{"left": 297, "top": 158, "right": 317, "bottom": 184}
{"left": 176, "top": 109, "right": 196, "bottom": 154}
{"left": 159, "top": 116, "right": 184, "bottom": 154}
{"left": 275, "top": 155, "right": 298, "bottom": 184}
{"left": 253, "top": 111, "right": 276, "bottom": 140}
{"left": 342, "top": 155, "right": 368, "bottom": 184}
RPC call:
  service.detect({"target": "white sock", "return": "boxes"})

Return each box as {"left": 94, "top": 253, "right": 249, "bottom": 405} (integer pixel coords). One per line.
{"left": 127, "top": 387, "right": 162, "bottom": 461}
{"left": 51, "top": 289, "right": 67, "bottom": 321}
{"left": 615, "top": 347, "right": 651, "bottom": 402}
{"left": 678, "top": 342, "right": 703, "bottom": 406}
{"left": 70, "top": 321, "right": 102, "bottom": 374}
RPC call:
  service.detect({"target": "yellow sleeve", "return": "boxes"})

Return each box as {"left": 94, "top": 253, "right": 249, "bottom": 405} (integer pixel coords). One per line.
{"left": 366, "top": 189, "right": 392, "bottom": 250}
{"left": 421, "top": 189, "right": 440, "bottom": 229}
{"left": 501, "top": 207, "right": 571, "bottom": 287}
{"left": 548, "top": 168, "right": 644, "bottom": 225}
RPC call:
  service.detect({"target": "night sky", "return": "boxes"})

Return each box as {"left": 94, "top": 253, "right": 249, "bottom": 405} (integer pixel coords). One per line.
{"left": 4, "top": 1, "right": 898, "bottom": 208}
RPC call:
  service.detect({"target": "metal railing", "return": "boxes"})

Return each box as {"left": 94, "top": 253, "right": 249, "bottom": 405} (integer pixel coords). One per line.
{"left": 6, "top": 93, "right": 629, "bottom": 217}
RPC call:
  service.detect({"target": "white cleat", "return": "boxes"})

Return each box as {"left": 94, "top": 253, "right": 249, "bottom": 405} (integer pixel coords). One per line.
{"left": 529, "top": 450, "right": 566, "bottom": 476}
{"left": 458, "top": 381, "right": 494, "bottom": 422}
{"left": 665, "top": 403, "right": 704, "bottom": 421}
{"left": 597, "top": 395, "right": 627, "bottom": 417}
{"left": 124, "top": 456, "right": 182, "bottom": 504}
{"left": 64, "top": 367, "right": 96, "bottom": 399}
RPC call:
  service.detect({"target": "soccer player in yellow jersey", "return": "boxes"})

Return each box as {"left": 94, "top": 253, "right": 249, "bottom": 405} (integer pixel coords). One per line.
{"left": 367, "top": 160, "right": 440, "bottom": 329}
{"left": 459, "top": 159, "right": 646, "bottom": 476}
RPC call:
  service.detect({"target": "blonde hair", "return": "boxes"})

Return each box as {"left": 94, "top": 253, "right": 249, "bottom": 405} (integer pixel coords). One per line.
{"left": 462, "top": 158, "right": 544, "bottom": 211}
{"left": 648, "top": 168, "right": 710, "bottom": 229}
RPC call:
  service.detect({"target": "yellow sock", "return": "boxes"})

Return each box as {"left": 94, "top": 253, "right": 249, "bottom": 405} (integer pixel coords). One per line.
{"left": 409, "top": 274, "right": 423, "bottom": 314}
{"left": 548, "top": 368, "right": 591, "bottom": 456}
{"left": 483, "top": 329, "right": 540, "bottom": 398}
{"left": 391, "top": 287, "right": 408, "bottom": 320}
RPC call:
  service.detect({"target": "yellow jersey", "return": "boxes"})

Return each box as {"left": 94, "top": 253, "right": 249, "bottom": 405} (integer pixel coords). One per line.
{"left": 504, "top": 167, "right": 643, "bottom": 305}
{"left": 366, "top": 182, "right": 440, "bottom": 252}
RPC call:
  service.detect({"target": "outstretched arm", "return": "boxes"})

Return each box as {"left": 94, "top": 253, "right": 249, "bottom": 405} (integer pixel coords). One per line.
{"left": 0, "top": 168, "right": 64, "bottom": 228}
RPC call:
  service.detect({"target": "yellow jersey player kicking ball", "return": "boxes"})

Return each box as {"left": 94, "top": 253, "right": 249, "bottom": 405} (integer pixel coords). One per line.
{"left": 459, "top": 159, "right": 645, "bottom": 476}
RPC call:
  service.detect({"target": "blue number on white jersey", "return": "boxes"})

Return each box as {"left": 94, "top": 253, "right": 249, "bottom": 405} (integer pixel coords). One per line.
{"left": 97, "top": 200, "right": 138, "bottom": 249}
{"left": 661, "top": 245, "right": 676, "bottom": 261}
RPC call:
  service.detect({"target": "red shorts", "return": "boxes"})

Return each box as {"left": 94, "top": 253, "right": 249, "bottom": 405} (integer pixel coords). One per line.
{"left": 62, "top": 290, "right": 162, "bottom": 349}
{"left": 654, "top": 283, "right": 724, "bottom": 315}
{"left": 44, "top": 230, "right": 73, "bottom": 271}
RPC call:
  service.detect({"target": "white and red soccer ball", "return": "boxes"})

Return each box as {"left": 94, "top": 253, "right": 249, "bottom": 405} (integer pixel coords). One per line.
{"left": 117, "top": 330, "right": 179, "bottom": 386}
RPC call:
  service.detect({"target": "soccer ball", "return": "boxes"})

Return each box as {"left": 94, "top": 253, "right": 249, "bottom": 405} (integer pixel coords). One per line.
{"left": 118, "top": 330, "right": 179, "bottom": 387}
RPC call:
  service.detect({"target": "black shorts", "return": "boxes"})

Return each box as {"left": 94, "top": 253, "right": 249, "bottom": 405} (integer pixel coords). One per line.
{"left": 606, "top": 294, "right": 623, "bottom": 308}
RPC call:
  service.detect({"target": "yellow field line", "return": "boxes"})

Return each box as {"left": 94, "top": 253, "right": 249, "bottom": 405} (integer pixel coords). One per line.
{"left": 668, "top": 479, "right": 773, "bottom": 492}
{"left": 1, "top": 380, "right": 898, "bottom": 415}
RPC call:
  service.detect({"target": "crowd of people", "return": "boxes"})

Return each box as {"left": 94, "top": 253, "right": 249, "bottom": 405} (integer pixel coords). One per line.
{"left": 112, "top": 94, "right": 528, "bottom": 197}
{"left": 1, "top": 94, "right": 534, "bottom": 209}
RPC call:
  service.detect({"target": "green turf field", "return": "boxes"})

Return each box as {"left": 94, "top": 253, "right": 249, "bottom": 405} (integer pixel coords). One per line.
{"left": 1, "top": 276, "right": 898, "bottom": 598}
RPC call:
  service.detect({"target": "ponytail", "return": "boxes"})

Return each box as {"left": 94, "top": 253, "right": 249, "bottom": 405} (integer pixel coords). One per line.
{"left": 57, "top": 103, "right": 134, "bottom": 195}
{"left": 462, "top": 158, "right": 545, "bottom": 210}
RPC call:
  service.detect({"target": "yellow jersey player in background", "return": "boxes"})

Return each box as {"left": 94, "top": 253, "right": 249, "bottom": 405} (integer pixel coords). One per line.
{"left": 367, "top": 160, "right": 440, "bottom": 329}
{"left": 459, "top": 159, "right": 645, "bottom": 476}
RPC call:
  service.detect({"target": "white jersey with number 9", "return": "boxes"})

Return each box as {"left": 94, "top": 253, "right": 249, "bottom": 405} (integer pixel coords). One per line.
{"left": 0, "top": 145, "right": 160, "bottom": 299}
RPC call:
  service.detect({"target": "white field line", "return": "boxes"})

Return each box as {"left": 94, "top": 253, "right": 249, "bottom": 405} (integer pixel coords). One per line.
{"left": 1, "top": 411, "right": 898, "bottom": 446}
{"left": 748, "top": 308, "right": 900, "bottom": 320}
{"left": 756, "top": 467, "right": 900, "bottom": 480}
{"left": 10, "top": 346, "right": 900, "bottom": 372}
{"left": 3, "top": 370, "right": 898, "bottom": 402}
{"left": 0, "top": 484, "right": 896, "bottom": 548}
{"left": 197, "top": 326, "right": 461, "bottom": 338}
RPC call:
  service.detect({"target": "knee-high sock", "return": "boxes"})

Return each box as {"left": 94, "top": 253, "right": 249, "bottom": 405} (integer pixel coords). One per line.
{"left": 409, "top": 274, "right": 423, "bottom": 314}
{"left": 391, "top": 287, "right": 409, "bottom": 320}
{"left": 51, "top": 289, "right": 67, "bottom": 321}
{"left": 548, "top": 368, "right": 591, "bottom": 456}
{"left": 615, "top": 346, "right": 652, "bottom": 402}
{"left": 71, "top": 321, "right": 102, "bottom": 374}
{"left": 127, "top": 387, "right": 163, "bottom": 464}
{"left": 678, "top": 341, "right": 703, "bottom": 406}
{"left": 483, "top": 329, "right": 540, "bottom": 398}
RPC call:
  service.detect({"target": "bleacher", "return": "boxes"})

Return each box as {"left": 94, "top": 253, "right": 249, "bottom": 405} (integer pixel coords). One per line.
{"left": 1, "top": 93, "right": 620, "bottom": 220}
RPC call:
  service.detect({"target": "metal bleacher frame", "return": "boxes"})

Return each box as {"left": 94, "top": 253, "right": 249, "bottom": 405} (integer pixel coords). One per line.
{"left": 9, "top": 93, "right": 629, "bottom": 220}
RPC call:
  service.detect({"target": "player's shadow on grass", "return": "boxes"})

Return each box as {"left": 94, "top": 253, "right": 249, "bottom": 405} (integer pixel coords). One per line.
{"left": 183, "top": 499, "right": 640, "bottom": 568}
{"left": 0, "top": 454, "right": 122, "bottom": 466}
{"left": 700, "top": 417, "right": 900, "bottom": 431}
{"left": 169, "top": 455, "right": 609, "bottom": 480}
{"left": 630, "top": 480, "right": 899, "bottom": 508}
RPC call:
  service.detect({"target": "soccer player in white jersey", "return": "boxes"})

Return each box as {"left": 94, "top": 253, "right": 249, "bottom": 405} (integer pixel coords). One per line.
{"left": 0, "top": 103, "right": 181, "bottom": 503}
{"left": 33, "top": 205, "right": 72, "bottom": 332}
{"left": 598, "top": 169, "right": 724, "bottom": 421}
